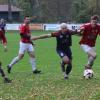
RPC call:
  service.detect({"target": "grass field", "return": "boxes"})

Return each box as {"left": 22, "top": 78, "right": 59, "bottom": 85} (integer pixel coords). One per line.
{"left": 0, "top": 31, "right": 100, "bottom": 100}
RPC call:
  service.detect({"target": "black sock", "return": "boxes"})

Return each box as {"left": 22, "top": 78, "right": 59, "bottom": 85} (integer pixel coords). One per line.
{"left": 61, "top": 62, "right": 65, "bottom": 72}
{"left": 66, "top": 63, "right": 72, "bottom": 75}
{"left": 0, "top": 66, "right": 6, "bottom": 77}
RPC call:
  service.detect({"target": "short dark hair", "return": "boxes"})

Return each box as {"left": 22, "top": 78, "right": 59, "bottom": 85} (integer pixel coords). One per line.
{"left": 91, "top": 15, "right": 99, "bottom": 20}
{"left": 24, "top": 16, "right": 30, "bottom": 19}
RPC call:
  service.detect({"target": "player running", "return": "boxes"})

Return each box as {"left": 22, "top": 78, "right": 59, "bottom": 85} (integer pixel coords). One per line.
{"left": 7, "top": 16, "right": 41, "bottom": 74}
{"left": 79, "top": 15, "right": 100, "bottom": 76}
{"left": 0, "top": 18, "right": 6, "bottom": 35}
{"left": 31, "top": 23, "right": 77, "bottom": 79}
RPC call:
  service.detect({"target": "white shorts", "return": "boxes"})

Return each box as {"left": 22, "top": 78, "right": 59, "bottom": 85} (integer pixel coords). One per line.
{"left": 80, "top": 44, "right": 95, "bottom": 53}
{"left": 19, "top": 42, "right": 34, "bottom": 54}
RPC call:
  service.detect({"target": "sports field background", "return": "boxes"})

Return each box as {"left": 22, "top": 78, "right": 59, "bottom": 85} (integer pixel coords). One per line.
{"left": 0, "top": 31, "right": 100, "bottom": 100}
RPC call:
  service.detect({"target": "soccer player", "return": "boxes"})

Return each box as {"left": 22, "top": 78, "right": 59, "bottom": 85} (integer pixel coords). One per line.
{"left": 7, "top": 16, "right": 41, "bottom": 74}
{"left": 0, "top": 28, "right": 7, "bottom": 52}
{"left": 0, "top": 18, "right": 6, "bottom": 35}
{"left": 31, "top": 23, "right": 77, "bottom": 79}
{"left": 0, "top": 61, "right": 11, "bottom": 83}
{"left": 79, "top": 15, "right": 100, "bottom": 74}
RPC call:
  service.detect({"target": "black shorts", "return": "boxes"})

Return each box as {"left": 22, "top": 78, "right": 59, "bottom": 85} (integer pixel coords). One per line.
{"left": 56, "top": 47, "right": 72, "bottom": 59}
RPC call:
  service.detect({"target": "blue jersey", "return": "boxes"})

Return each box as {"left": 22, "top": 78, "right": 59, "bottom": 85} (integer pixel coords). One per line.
{"left": 0, "top": 23, "right": 6, "bottom": 32}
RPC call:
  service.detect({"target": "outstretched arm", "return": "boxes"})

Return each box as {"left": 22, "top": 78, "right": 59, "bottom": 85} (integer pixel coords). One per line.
{"left": 31, "top": 34, "right": 52, "bottom": 40}
{"left": 72, "top": 26, "right": 85, "bottom": 36}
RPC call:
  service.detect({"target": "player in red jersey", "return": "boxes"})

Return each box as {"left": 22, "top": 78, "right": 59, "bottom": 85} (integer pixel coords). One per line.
{"left": 0, "top": 28, "right": 7, "bottom": 52}
{"left": 79, "top": 15, "right": 100, "bottom": 73}
{"left": 7, "top": 16, "right": 41, "bottom": 74}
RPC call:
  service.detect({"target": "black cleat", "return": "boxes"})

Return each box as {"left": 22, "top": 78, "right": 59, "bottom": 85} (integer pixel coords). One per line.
{"left": 33, "top": 69, "right": 41, "bottom": 74}
{"left": 7, "top": 65, "right": 11, "bottom": 73}
{"left": 4, "top": 78, "right": 12, "bottom": 83}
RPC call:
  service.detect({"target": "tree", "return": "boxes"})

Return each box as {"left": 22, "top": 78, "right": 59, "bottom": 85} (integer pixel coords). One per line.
{"left": 8, "top": 0, "right": 13, "bottom": 22}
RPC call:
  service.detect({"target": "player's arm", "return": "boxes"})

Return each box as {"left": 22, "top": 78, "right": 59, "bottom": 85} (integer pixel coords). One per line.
{"left": 31, "top": 34, "right": 52, "bottom": 40}
{"left": 77, "top": 26, "right": 85, "bottom": 35}
{"left": 71, "top": 27, "right": 85, "bottom": 36}
{"left": 20, "top": 33, "right": 31, "bottom": 39}
{"left": 69, "top": 26, "right": 85, "bottom": 36}
{"left": 69, "top": 29, "right": 78, "bottom": 35}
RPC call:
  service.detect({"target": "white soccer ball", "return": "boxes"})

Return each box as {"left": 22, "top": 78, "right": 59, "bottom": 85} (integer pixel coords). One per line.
{"left": 83, "top": 69, "right": 94, "bottom": 79}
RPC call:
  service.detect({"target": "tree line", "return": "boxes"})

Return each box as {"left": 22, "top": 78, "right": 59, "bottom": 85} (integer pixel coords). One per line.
{"left": 0, "top": 0, "right": 100, "bottom": 23}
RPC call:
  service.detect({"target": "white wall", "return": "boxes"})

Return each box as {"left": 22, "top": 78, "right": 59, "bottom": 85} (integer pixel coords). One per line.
{"left": 6, "top": 23, "right": 82, "bottom": 31}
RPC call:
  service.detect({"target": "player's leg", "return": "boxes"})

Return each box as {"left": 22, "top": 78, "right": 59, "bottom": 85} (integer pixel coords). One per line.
{"left": 27, "top": 44, "right": 41, "bottom": 74}
{"left": 62, "top": 55, "right": 72, "bottom": 79}
{"left": 64, "top": 48, "right": 72, "bottom": 79}
{"left": 7, "top": 42, "right": 25, "bottom": 73}
{"left": 57, "top": 49, "right": 66, "bottom": 74}
{"left": 80, "top": 44, "right": 96, "bottom": 69}
{"left": 66, "top": 60, "right": 72, "bottom": 76}
{"left": 86, "top": 48, "right": 96, "bottom": 68}
{"left": 57, "top": 49, "right": 72, "bottom": 79}
{"left": 7, "top": 54, "right": 24, "bottom": 73}
{"left": 0, "top": 61, "right": 11, "bottom": 83}
{"left": 80, "top": 44, "right": 95, "bottom": 79}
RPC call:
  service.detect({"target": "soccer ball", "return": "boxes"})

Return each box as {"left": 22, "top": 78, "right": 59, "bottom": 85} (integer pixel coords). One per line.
{"left": 83, "top": 69, "right": 94, "bottom": 79}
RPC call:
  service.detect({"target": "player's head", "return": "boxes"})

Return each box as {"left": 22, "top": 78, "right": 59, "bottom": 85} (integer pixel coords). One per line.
{"left": 0, "top": 18, "right": 5, "bottom": 23}
{"left": 90, "top": 15, "right": 99, "bottom": 27}
{"left": 60, "top": 23, "right": 68, "bottom": 33}
{"left": 24, "top": 16, "right": 30, "bottom": 24}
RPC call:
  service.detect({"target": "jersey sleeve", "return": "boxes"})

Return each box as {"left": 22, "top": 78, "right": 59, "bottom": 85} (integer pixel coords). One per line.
{"left": 80, "top": 24, "right": 86, "bottom": 30}
{"left": 51, "top": 32, "right": 59, "bottom": 37}
{"left": 68, "top": 29, "right": 77, "bottom": 35}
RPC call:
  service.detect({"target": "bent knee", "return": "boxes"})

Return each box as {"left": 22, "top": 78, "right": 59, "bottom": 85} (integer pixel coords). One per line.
{"left": 18, "top": 55, "right": 24, "bottom": 60}
{"left": 62, "top": 56, "right": 71, "bottom": 64}
{"left": 93, "top": 53, "right": 97, "bottom": 59}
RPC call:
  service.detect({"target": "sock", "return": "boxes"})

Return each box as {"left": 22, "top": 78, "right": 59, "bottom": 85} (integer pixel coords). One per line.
{"left": 61, "top": 61, "right": 65, "bottom": 72}
{"left": 87, "top": 56, "right": 95, "bottom": 67}
{"left": 0, "top": 66, "right": 5, "bottom": 77}
{"left": 9, "top": 56, "right": 20, "bottom": 67}
{"left": 66, "top": 63, "right": 72, "bottom": 75}
{"left": 30, "top": 57, "right": 36, "bottom": 71}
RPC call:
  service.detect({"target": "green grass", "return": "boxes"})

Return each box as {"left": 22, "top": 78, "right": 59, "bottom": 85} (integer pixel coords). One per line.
{"left": 0, "top": 30, "right": 100, "bottom": 100}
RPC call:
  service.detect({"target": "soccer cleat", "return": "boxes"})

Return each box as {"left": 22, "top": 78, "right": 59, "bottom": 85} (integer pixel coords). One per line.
{"left": 33, "top": 69, "right": 41, "bottom": 74}
{"left": 64, "top": 74, "right": 69, "bottom": 80}
{"left": 7, "top": 65, "right": 11, "bottom": 73}
{"left": 4, "top": 77, "right": 12, "bottom": 83}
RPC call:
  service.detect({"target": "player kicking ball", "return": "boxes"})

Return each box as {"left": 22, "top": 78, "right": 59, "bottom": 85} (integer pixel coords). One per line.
{"left": 0, "top": 61, "right": 11, "bottom": 83}
{"left": 31, "top": 23, "right": 77, "bottom": 79}
{"left": 79, "top": 15, "right": 100, "bottom": 79}
{"left": 7, "top": 16, "right": 41, "bottom": 74}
